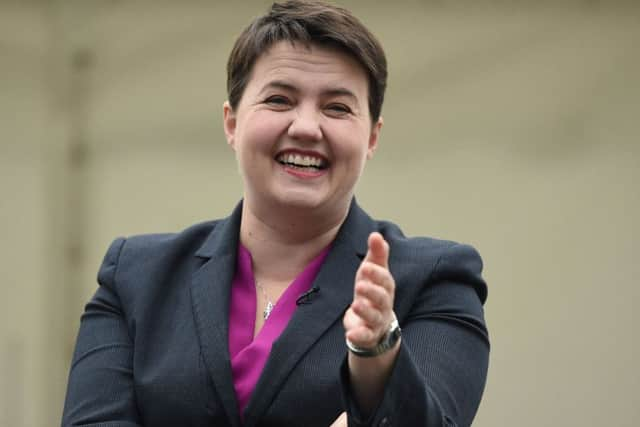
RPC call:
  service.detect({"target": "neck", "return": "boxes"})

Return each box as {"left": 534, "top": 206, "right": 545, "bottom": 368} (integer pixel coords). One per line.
{"left": 239, "top": 198, "right": 349, "bottom": 282}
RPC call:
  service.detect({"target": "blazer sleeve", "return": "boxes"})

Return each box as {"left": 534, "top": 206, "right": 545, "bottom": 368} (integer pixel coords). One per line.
{"left": 340, "top": 243, "right": 490, "bottom": 427}
{"left": 61, "top": 238, "right": 143, "bottom": 427}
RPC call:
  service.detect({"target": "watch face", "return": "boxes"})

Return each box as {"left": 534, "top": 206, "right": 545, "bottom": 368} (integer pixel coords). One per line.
{"left": 384, "top": 324, "right": 401, "bottom": 347}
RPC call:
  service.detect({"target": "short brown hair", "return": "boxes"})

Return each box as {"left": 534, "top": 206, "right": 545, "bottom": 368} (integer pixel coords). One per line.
{"left": 226, "top": 0, "right": 387, "bottom": 122}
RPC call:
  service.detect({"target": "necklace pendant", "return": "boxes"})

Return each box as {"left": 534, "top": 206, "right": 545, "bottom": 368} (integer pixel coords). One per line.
{"left": 263, "top": 301, "right": 274, "bottom": 320}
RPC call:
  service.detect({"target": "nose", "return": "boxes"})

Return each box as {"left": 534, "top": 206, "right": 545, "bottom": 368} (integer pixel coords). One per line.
{"left": 287, "top": 105, "right": 323, "bottom": 142}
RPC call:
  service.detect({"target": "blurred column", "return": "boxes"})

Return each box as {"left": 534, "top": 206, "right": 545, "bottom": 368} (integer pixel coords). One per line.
{"left": 39, "top": 1, "right": 96, "bottom": 425}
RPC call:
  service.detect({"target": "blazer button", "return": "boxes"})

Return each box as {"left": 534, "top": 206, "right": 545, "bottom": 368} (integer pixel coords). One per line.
{"left": 379, "top": 416, "right": 391, "bottom": 426}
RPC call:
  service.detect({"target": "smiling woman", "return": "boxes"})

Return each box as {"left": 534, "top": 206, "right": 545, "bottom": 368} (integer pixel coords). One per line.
{"left": 223, "top": 42, "right": 380, "bottom": 229}
{"left": 61, "top": 1, "right": 489, "bottom": 426}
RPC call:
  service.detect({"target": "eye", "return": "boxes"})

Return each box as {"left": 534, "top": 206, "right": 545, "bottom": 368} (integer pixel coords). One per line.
{"left": 325, "top": 103, "right": 352, "bottom": 116}
{"left": 264, "top": 95, "right": 291, "bottom": 108}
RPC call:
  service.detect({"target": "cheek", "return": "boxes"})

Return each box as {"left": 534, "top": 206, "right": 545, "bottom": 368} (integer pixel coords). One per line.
{"left": 238, "top": 113, "right": 288, "bottom": 152}
{"left": 328, "top": 126, "right": 372, "bottom": 165}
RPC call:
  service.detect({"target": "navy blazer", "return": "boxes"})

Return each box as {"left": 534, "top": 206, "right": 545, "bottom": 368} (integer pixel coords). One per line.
{"left": 62, "top": 200, "right": 489, "bottom": 427}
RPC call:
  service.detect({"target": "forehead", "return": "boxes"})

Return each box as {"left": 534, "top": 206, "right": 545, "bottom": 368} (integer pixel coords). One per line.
{"left": 246, "top": 41, "right": 369, "bottom": 97}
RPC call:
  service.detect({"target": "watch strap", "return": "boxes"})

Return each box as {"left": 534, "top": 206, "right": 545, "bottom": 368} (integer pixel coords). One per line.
{"left": 346, "top": 317, "right": 401, "bottom": 358}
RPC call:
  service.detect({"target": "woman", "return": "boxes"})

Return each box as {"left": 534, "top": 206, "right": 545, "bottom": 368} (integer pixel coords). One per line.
{"left": 62, "top": 1, "right": 489, "bottom": 426}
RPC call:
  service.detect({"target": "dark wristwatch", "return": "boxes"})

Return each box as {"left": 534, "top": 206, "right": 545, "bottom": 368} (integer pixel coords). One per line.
{"left": 346, "top": 317, "right": 401, "bottom": 358}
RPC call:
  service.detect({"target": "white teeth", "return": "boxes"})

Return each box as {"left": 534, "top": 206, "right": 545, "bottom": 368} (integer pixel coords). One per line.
{"left": 278, "top": 153, "right": 325, "bottom": 168}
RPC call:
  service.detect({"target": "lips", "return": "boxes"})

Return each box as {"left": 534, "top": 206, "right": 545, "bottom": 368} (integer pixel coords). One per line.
{"left": 275, "top": 150, "right": 329, "bottom": 171}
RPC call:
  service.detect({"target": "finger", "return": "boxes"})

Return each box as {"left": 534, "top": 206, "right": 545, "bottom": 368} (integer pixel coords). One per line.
{"left": 354, "top": 279, "right": 392, "bottom": 312}
{"left": 351, "top": 296, "right": 385, "bottom": 327}
{"left": 346, "top": 324, "right": 379, "bottom": 345}
{"left": 342, "top": 306, "right": 365, "bottom": 330}
{"left": 357, "top": 262, "right": 395, "bottom": 295}
{"left": 364, "top": 232, "right": 389, "bottom": 269}
{"left": 344, "top": 305, "right": 384, "bottom": 348}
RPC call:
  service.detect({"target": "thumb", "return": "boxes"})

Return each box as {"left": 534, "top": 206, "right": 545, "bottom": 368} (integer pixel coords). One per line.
{"left": 364, "top": 232, "right": 389, "bottom": 269}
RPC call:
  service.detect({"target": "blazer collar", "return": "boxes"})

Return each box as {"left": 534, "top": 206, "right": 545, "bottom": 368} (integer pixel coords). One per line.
{"left": 194, "top": 199, "right": 372, "bottom": 258}
{"left": 191, "top": 199, "right": 376, "bottom": 427}
{"left": 191, "top": 201, "right": 243, "bottom": 427}
{"left": 195, "top": 200, "right": 243, "bottom": 259}
{"left": 332, "top": 197, "right": 374, "bottom": 258}
{"left": 243, "top": 200, "right": 376, "bottom": 426}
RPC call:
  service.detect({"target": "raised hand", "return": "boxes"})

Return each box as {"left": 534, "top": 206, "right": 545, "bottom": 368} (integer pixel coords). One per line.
{"left": 344, "top": 232, "right": 396, "bottom": 349}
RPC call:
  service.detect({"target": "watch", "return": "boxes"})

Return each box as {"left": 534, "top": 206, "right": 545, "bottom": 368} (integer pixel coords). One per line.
{"left": 346, "top": 317, "right": 401, "bottom": 358}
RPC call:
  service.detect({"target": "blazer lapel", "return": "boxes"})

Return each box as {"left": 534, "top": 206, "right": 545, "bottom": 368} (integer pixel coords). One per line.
{"left": 243, "top": 200, "right": 374, "bottom": 426}
{"left": 190, "top": 202, "right": 243, "bottom": 427}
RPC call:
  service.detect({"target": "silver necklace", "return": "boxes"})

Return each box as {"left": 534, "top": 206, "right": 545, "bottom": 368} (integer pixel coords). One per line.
{"left": 255, "top": 281, "right": 274, "bottom": 320}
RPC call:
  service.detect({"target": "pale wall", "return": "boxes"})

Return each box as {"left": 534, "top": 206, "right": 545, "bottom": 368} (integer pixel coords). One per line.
{"left": 1, "top": 1, "right": 638, "bottom": 425}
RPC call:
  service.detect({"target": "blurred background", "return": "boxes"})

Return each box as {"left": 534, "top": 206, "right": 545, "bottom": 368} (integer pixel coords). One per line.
{"left": 1, "top": 0, "right": 638, "bottom": 425}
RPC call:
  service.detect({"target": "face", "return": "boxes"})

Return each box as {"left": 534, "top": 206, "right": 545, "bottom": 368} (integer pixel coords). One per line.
{"left": 223, "top": 41, "right": 382, "bottom": 219}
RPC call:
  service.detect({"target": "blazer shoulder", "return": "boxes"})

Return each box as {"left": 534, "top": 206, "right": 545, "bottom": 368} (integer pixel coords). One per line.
{"left": 375, "top": 219, "right": 468, "bottom": 262}
{"left": 120, "top": 219, "right": 220, "bottom": 255}
{"left": 374, "top": 219, "right": 487, "bottom": 303}
{"left": 96, "top": 219, "right": 222, "bottom": 297}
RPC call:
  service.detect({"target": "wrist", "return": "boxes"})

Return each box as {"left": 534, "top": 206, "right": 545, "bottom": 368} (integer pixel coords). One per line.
{"left": 346, "top": 316, "right": 401, "bottom": 358}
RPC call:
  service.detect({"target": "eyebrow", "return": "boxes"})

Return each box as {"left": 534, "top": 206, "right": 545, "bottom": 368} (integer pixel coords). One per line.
{"left": 259, "top": 80, "right": 359, "bottom": 102}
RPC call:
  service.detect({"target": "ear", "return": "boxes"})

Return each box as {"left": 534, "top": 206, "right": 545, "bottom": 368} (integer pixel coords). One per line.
{"left": 366, "top": 116, "right": 383, "bottom": 160}
{"left": 223, "top": 101, "right": 237, "bottom": 150}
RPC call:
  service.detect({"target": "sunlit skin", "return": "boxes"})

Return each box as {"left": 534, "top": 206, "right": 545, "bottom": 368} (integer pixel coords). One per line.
{"left": 223, "top": 42, "right": 398, "bottom": 423}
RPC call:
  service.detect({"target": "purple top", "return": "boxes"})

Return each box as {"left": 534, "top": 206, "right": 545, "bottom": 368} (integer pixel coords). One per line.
{"left": 228, "top": 244, "right": 330, "bottom": 418}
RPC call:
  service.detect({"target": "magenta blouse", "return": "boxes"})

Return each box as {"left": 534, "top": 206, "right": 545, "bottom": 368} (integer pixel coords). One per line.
{"left": 228, "top": 244, "right": 330, "bottom": 417}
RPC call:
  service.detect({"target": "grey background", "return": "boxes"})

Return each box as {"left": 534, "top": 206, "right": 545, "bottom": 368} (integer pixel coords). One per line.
{"left": 1, "top": 0, "right": 638, "bottom": 425}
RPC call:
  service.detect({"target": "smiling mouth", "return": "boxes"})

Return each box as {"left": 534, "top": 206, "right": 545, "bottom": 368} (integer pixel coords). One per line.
{"left": 276, "top": 152, "right": 328, "bottom": 171}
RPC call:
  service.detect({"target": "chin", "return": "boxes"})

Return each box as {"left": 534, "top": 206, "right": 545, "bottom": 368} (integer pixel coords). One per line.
{"left": 277, "top": 194, "right": 325, "bottom": 210}
{"left": 270, "top": 188, "right": 337, "bottom": 212}
{"left": 248, "top": 186, "right": 350, "bottom": 217}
